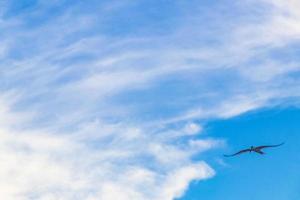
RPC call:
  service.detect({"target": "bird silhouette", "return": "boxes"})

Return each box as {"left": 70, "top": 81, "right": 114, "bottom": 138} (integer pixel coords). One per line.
{"left": 224, "top": 142, "right": 284, "bottom": 157}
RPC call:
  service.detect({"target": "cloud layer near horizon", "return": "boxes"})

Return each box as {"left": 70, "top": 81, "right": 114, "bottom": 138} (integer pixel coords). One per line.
{"left": 1, "top": 0, "right": 300, "bottom": 199}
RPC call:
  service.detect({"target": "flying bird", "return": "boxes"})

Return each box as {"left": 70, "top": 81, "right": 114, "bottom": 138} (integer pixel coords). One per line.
{"left": 224, "top": 142, "right": 284, "bottom": 157}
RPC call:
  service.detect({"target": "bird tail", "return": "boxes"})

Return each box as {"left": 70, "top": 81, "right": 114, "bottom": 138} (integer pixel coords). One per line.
{"left": 255, "top": 150, "right": 265, "bottom": 155}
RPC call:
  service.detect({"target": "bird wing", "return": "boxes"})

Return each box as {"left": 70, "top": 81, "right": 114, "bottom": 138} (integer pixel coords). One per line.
{"left": 223, "top": 148, "right": 251, "bottom": 157}
{"left": 255, "top": 142, "right": 284, "bottom": 150}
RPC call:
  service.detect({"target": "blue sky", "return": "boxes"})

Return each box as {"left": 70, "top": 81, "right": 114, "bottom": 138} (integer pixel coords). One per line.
{"left": 180, "top": 108, "right": 300, "bottom": 200}
{"left": 0, "top": 0, "right": 300, "bottom": 199}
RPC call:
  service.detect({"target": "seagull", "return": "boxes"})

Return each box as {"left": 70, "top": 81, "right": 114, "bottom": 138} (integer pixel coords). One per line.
{"left": 224, "top": 142, "right": 284, "bottom": 157}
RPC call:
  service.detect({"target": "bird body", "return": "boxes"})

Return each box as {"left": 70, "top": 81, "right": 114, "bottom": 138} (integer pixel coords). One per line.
{"left": 224, "top": 142, "right": 284, "bottom": 157}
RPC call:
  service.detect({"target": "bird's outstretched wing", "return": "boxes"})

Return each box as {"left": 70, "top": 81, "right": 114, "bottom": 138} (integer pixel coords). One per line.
{"left": 255, "top": 142, "right": 284, "bottom": 150}
{"left": 223, "top": 148, "right": 251, "bottom": 157}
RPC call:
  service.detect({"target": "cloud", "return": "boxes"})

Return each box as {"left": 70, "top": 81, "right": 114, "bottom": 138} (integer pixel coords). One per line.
{"left": 183, "top": 123, "right": 202, "bottom": 135}
{"left": 1, "top": 0, "right": 300, "bottom": 199}
{"left": 0, "top": 94, "right": 215, "bottom": 200}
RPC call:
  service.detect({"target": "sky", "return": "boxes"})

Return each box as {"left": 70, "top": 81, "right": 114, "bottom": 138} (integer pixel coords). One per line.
{"left": 0, "top": 0, "right": 300, "bottom": 199}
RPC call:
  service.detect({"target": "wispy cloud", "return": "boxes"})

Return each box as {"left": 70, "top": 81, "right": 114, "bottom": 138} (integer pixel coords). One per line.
{"left": 0, "top": 0, "right": 300, "bottom": 199}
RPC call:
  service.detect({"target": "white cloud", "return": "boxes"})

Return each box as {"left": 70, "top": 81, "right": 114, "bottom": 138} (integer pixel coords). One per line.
{"left": 0, "top": 95, "right": 215, "bottom": 200}
{"left": 189, "top": 139, "right": 225, "bottom": 152}
{"left": 183, "top": 123, "right": 202, "bottom": 135}
{"left": 158, "top": 163, "right": 214, "bottom": 200}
